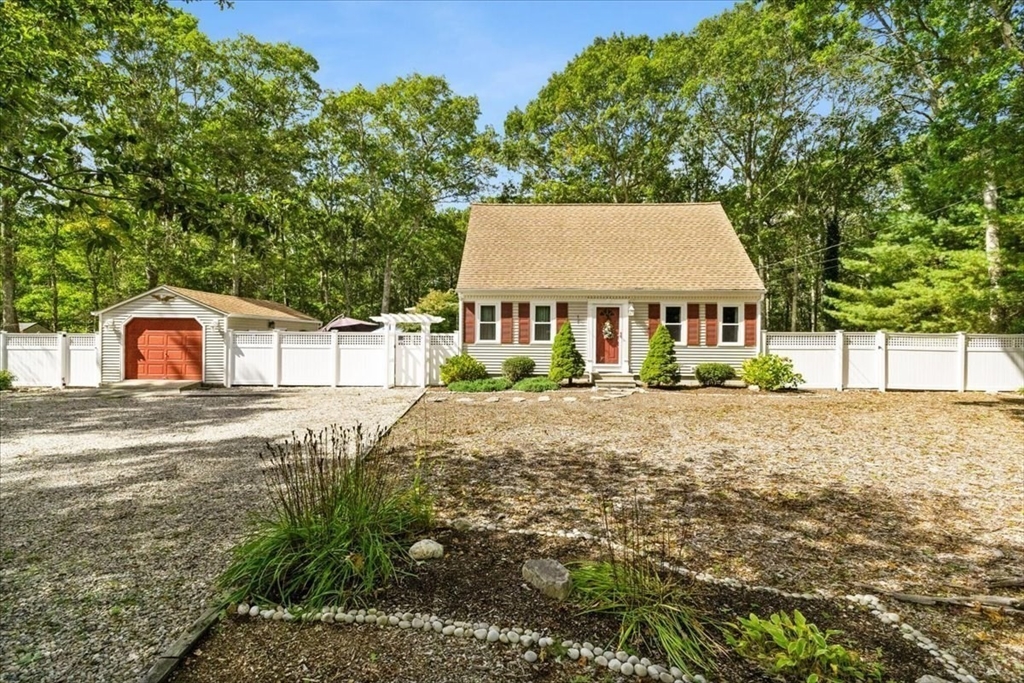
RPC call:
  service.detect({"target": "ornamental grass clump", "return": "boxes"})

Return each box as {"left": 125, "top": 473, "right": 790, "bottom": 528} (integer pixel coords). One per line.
{"left": 727, "top": 610, "right": 884, "bottom": 683}
{"left": 570, "top": 499, "right": 721, "bottom": 674}
{"left": 218, "top": 425, "right": 431, "bottom": 608}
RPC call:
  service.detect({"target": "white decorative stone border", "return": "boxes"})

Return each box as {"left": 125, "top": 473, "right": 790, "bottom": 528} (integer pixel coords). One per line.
{"left": 452, "top": 519, "right": 977, "bottom": 683}
{"left": 233, "top": 602, "right": 705, "bottom": 683}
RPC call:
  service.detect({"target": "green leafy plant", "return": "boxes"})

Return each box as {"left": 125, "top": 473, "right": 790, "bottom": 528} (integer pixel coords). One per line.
{"left": 0, "top": 370, "right": 15, "bottom": 391}
{"left": 727, "top": 610, "right": 884, "bottom": 683}
{"left": 411, "top": 289, "right": 459, "bottom": 333}
{"left": 640, "top": 324, "right": 681, "bottom": 387}
{"left": 447, "top": 378, "right": 512, "bottom": 392}
{"left": 570, "top": 499, "right": 720, "bottom": 674}
{"left": 549, "top": 321, "right": 585, "bottom": 385}
{"left": 513, "top": 377, "right": 559, "bottom": 392}
{"left": 741, "top": 354, "right": 804, "bottom": 391}
{"left": 217, "top": 425, "right": 431, "bottom": 608}
{"left": 694, "top": 363, "right": 735, "bottom": 387}
{"left": 439, "top": 353, "right": 488, "bottom": 385}
{"left": 1017, "top": 386, "right": 1024, "bottom": 395}
{"left": 502, "top": 356, "right": 536, "bottom": 383}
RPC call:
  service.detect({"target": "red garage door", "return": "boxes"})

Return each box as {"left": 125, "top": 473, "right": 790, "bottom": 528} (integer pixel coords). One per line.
{"left": 125, "top": 318, "right": 203, "bottom": 380}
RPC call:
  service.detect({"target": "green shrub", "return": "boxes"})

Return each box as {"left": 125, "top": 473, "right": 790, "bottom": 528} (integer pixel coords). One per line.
{"left": 570, "top": 499, "right": 720, "bottom": 674}
{"left": 727, "top": 610, "right": 884, "bottom": 683}
{"left": 741, "top": 353, "right": 804, "bottom": 391}
{"left": 0, "top": 370, "right": 14, "bottom": 391}
{"left": 513, "top": 377, "right": 559, "bottom": 392}
{"left": 1018, "top": 386, "right": 1024, "bottom": 395}
{"left": 502, "top": 356, "right": 536, "bottom": 383}
{"left": 439, "top": 353, "right": 488, "bottom": 385}
{"left": 218, "top": 425, "right": 431, "bottom": 607}
{"left": 549, "top": 321, "right": 585, "bottom": 385}
{"left": 694, "top": 363, "right": 735, "bottom": 387}
{"left": 640, "top": 324, "right": 680, "bottom": 387}
{"left": 447, "top": 378, "right": 511, "bottom": 392}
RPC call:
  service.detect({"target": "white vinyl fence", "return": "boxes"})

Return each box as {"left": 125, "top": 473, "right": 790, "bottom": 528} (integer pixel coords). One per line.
{"left": 764, "top": 331, "right": 1024, "bottom": 392}
{"left": 227, "top": 330, "right": 460, "bottom": 389}
{"left": 0, "top": 332, "right": 99, "bottom": 388}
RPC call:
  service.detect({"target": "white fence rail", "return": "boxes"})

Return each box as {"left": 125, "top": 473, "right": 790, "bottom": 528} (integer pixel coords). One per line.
{"left": 764, "top": 331, "right": 1024, "bottom": 392}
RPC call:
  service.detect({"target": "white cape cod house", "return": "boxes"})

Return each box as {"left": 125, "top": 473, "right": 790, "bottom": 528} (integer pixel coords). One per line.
{"left": 455, "top": 203, "right": 766, "bottom": 381}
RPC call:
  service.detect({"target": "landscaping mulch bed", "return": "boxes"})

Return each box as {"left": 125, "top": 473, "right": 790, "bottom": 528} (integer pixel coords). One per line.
{"left": 384, "top": 389, "right": 1023, "bottom": 680}
{"left": 173, "top": 528, "right": 938, "bottom": 683}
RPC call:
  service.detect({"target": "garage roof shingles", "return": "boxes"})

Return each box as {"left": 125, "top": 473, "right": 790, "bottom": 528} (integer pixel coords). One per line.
{"left": 166, "top": 286, "right": 318, "bottom": 321}
{"left": 456, "top": 203, "right": 764, "bottom": 293}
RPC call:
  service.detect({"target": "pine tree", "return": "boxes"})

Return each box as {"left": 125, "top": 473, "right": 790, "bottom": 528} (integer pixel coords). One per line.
{"left": 548, "top": 321, "right": 585, "bottom": 385}
{"left": 640, "top": 324, "right": 680, "bottom": 387}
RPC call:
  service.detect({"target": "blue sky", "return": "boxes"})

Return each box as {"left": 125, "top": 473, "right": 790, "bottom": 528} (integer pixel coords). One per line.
{"left": 180, "top": 0, "right": 736, "bottom": 131}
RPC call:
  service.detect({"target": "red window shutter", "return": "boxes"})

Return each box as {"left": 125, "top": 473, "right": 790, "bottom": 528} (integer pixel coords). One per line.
{"left": 705, "top": 304, "right": 718, "bottom": 347}
{"left": 500, "top": 302, "right": 513, "bottom": 344}
{"left": 647, "top": 303, "right": 660, "bottom": 339}
{"left": 463, "top": 301, "right": 476, "bottom": 344}
{"left": 556, "top": 302, "right": 568, "bottom": 332}
{"left": 686, "top": 303, "right": 700, "bottom": 346}
{"left": 518, "top": 303, "right": 530, "bottom": 344}
{"left": 744, "top": 303, "right": 758, "bottom": 347}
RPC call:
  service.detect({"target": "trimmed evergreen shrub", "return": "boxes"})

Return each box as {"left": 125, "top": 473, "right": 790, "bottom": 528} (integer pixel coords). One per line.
{"left": 439, "top": 353, "right": 487, "bottom": 385}
{"left": 741, "top": 354, "right": 804, "bottom": 391}
{"left": 513, "top": 377, "right": 559, "bottom": 392}
{"left": 694, "top": 362, "right": 736, "bottom": 387}
{"left": 639, "top": 324, "right": 680, "bottom": 387}
{"left": 548, "top": 321, "right": 585, "bottom": 385}
{"left": 0, "top": 370, "right": 14, "bottom": 391}
{"left": 447, "top": 378, "right": 512, "bottom": 392}
{"left": 502, "top": 356, "right": 535, "bottom": 383}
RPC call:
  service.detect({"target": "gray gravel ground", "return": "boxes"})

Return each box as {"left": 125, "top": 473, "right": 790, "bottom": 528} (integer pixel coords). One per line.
{"left": 0, "top": 386, "right": 421, "bottom": 683}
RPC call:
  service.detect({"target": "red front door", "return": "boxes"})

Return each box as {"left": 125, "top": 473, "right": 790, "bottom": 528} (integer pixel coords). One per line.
{"left": 595, "top": 307, "right": 619, "bottom": 365}
{"left": 125, "top": 318, "right": 203, "bottom": 380}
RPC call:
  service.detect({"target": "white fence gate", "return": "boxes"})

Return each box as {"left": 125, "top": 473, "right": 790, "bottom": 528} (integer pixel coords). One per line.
{"left": 764, "top": 331, "right": 1024, "bottom": 392}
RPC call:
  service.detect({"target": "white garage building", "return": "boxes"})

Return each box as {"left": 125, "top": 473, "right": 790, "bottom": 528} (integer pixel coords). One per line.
{"left": 96, "top": 285, "right": 319, "bottom": 384}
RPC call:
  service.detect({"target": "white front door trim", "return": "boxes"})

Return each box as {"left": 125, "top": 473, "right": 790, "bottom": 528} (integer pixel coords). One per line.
{"left": 586, "top": 300, "right": 630, "bottom": 374}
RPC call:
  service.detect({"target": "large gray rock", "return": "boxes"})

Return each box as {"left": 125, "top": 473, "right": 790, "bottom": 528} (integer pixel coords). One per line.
{"left": 409, "top": 539, "right": 444, "bottom": 560}
{"left": 522, "top": 558, "right": 572, "bottom": 600}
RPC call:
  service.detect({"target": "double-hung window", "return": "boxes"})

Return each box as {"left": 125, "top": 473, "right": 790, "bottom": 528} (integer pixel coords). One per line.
{"left": 532, "top": 303, "right": 553, "bottom": 342}
{"left": 664, "top": 305, "right": 683, "bottom": 342}
{"left": 478, "top": 304, "right": 497, "bottom": 342}
{"left": 721, "top": 305, "right": 741, "bottom": 344}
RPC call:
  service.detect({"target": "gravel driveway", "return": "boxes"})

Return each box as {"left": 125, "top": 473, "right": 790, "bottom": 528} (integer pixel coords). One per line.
{"left": 0, "top": 386, "right": 421, "bottom": 683}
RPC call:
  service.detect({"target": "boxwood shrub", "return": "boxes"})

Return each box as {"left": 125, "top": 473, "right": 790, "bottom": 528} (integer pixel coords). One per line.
{"left": 439, "top": 353, "right": 488, "bottom": 385}
{"left": 502, "top": 356, "right": 535, "bottom": 383}
{"left": 694, "top": 362, "right": 736, "bottom": 387}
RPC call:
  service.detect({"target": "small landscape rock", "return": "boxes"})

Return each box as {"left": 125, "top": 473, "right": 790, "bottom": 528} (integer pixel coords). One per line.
{"left": 563, "top": 396, "right": 577, "bottom": 402}
{"left": 474, "top": 628, "right": 487, "bottom": 640}
{"left": 248, "top": 605, "right": 260, "bottom": 617}
{"left": 595, "top": 656, "right": 608, "bottom": 667}
{"left": 485, "top": 396, "right": 499, "bottom": 403}
{"left": 409, "top": 539, "right": 444, "bottom": 560}
{"left": 568, "top": 648, "right": 579, "bottom": 660}
{"left": 451, "top": 517, "right": 473, "bottom": 531}
{"left": 522, "top": 558, "right": 572, "bottom": 600}
{"left": 622, "top": 662, "right": 634, "bottom": 676}
{"left": 524, "top": 651, "right": 538, "bottom": 663}
{"left": 236, "top": 603, "right": 249, "bottom": 616}
{"left": 609, "top": 659, "right": 622, "bottom": 672}
{"left": 537, "top": 395, "right": 550, "bottom": 402}
{"left": 635, "top": 663, "right": 647, "bottom": 677}
{"left": 399, "top": 620, "right": 411, "bottom": 629}
{"left": 512, "top": 396, "right": 526, "bottom": 402}
{"left": 487, "top": 629, "right": 500, "bottom": 642}
{"left": 916, "top": 677, "right": 952, "bottom": 683}
{"left": 660, "top": 673, "right": 674, "bottom": 683}
{"left": 456, "top": 397, "right": 474, "bottom": 403}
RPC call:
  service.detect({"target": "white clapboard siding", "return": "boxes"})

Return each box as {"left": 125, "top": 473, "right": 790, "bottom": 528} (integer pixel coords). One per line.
{"left": 629, "top": 302, "right": 759, "bottom": 376}
{"left": 100, "top": 296, "right": 225, "bottom": 384}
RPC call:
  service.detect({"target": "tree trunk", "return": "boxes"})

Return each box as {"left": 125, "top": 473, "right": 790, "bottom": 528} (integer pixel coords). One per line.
{"left": 0, "top": 195, "right": 18, "bottom": 333}
{"left": 983, "top": 178, "right": 1001, "bottom": 327}
{"left": 790, "top": 268, "right": 800, "bottom": 332}
{"left": 380, "top": 252, "right": 392, "bottom": 314}
{"left": 231, "top": 236, "right": 242, "bottom": 297}
{"left": 821, "top": 212, "right": 842, "bottom": 330}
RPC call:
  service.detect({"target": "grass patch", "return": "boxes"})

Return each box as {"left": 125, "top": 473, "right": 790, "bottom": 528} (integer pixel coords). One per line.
{"left": 513, "top": 377, "right": 560, "bottom": 392}
{"left": 217, "top": 425, "right": 431, "bottom": 608}
{"left": 447, "top": 378, "right": 512, "bottom": 392}
{"left": 570, "top": 499, "right": 720, "bottom": 674}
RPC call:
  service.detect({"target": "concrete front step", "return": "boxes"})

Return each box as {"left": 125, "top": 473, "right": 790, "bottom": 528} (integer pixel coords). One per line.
{"left": 593, "top": 372, "right": 638, "bottom": 389}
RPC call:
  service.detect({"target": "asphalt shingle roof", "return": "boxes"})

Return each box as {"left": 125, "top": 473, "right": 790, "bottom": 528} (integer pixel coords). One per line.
{"left": 456, "top": 202, "right": 764, "bottom": 293}
{"left": 165, "top": 287, "right": 318, "bottom": 321}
